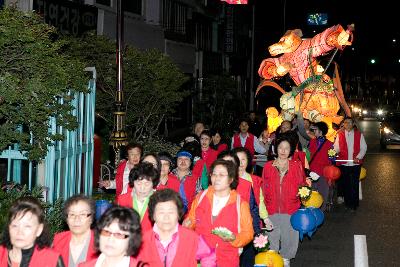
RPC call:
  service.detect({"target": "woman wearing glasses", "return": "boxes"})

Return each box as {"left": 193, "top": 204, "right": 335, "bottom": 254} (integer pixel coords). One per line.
{"left": 78, "top": 206, "right": 146, "bottom": 267}
{"left": 184, "top": 159, "right": 254, "bottom": 267}
{"left": 0, "top": 196, "right": 64, "bottom": 267}
{"left": 53, "top": 195, "right": 98, "bottom": 267}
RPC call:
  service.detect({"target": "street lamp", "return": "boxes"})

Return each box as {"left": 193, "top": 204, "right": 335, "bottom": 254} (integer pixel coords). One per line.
{"left": 109, "top": 0, "right": 128, "bottom": 166}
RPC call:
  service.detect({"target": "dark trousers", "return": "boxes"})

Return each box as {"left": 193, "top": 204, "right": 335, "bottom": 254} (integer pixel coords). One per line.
{"left": 339, "top": 165, "right": 361, "bottom": 209}
{"left": 240, "top": 242, "right": 255, "bottom": 267}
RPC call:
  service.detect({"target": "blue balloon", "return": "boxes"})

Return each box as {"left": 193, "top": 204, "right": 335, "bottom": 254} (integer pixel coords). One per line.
{"left": 95, "top": 200, "right": 112, "bottom": 220}
{"left": 290, "top": 208, "right": 317, "bottom": 241}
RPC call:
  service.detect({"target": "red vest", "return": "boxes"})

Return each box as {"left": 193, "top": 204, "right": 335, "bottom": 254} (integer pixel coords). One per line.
{"left": 137, "top": 226, "right": 199, "bottom": 267}
{"left": 250, "top": 174, "right": 263, "bottom": 206}
{"left": 308, "top": 138, "right": 333, "bottom": 175}
{"left": 52, "top": 230, "right": 98, "bottom": 266}
{"left": 262, "top": 160, "right": 305, "bottom": 215}
{"left": 116, "top": 193, "right": 153, "bottom": 233}
{"left": 337, "top": 130, "right": 363, "bottom": 165}
{"left": 0, "top": 246, "right": 61, "bottom": 267}
{"left": 233, "top": 133, "right": 256, "bottom": 158}
{"left": 156, "top": 173, "right": 180, "bottom": 191}
{"left": 236, "top": 178, "right": 252, "bottom": 203}
{"left": 78, "top": 257, "right": 139, "bottom": 267}
{"left": 115, "top": 160, "right": 128, "bottom": 196}
{"left": 292, "top": 150, "right": 306, "bottom": 169}
{"left": 168, "top": 174, "right": 198, "bottom": 210}
{"left": 215, "top": 143, "right": 229, "bottom": 155}
{"left": 194, "top": 191, "right": 241, "bottom": 267}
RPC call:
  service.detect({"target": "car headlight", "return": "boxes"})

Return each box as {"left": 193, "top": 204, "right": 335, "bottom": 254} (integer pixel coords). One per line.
{"left": 377, "top": 109, "right": 383, "bottom": 115}
{"left": 383, "top": 127, "right": 393, "bottom": 134}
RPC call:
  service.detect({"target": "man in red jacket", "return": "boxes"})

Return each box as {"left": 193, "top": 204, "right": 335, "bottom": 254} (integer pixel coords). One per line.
{"left": 334, "top": 117, "right": 367, "bottom": 211}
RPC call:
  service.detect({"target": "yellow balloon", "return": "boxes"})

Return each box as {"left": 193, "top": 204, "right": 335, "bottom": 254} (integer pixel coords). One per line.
{"left": 301, "top": 191, "right": 323, "bottom": 208}
{"left": 360, "top": 167, "right": 367, "bottom": 180}
{"left": 255, "top": 250, "right": 284, "bottom": 267}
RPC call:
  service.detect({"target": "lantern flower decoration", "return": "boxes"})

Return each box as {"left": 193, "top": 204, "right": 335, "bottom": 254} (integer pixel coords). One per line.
{"left": 253, "top": 230, "right": 270, "bottom": 252}
{"left": 211, "top": 227, "right": 234, "bottom": 239}
{"left": 327, "top": 148, "right": 337, "bottom": 162}
{"left": 298, "top": 185, "right": 312, "bottom": 201}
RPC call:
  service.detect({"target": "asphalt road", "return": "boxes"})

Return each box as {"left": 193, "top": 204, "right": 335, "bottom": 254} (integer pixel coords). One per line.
{"left": 292, "top": 120, "right": 400, "bottom": 266}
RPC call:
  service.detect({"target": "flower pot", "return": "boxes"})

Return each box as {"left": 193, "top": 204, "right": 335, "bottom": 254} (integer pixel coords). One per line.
{"left": 254, "top": 250, "right": 284, "bottom": 267}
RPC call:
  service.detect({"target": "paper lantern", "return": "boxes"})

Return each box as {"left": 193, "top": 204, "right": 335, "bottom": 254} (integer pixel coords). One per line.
{"left": 360, "top": 167, "right": 367, "bottom": 180}
{"left": 308, "top": 207, "right": 324, "bottom": 227}
{"left": 301, "top": 191, "right": 323, "bottom": 208}
{"left": 323, "top": 165, "right": 341, "bottom": 182}
{"left": 255, "top": 250, "right": 284, "bottom": 267}
{"left": 266, "top": 107, "right": 283, "bottom": 133}
{"left": 290, "top": 208, "right": 317, "bottom": 240}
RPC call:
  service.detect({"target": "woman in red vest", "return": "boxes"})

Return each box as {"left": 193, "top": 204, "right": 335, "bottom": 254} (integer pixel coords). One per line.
{"left": 116, "top": 162, "right": 160, "bottom": 233}
{"left": 308, "top": 122, "right": 334, "bottom": 211}
{"left": 0, "top": 196, "right": 63, "bottom": 267}
{"left": 53, "top": 195, "right": 98, "bottom": 267}
{"left": 262, "top": 133, "right": 312, "bottom": 266}
{"left": 78, "top": 206, "right": 146, "bottom": 267}
{"left": 184, "top": 159, "right": 254, "bottom": 267}
{"left": 137, "top": 189, "right": 216, "bottom": 267}
{"left": 210, "top": 128, "right": 229, "bottom": 155}
{"left": 156, "top": 152, "right": 179, "bottom": 191}
{"left": 99, "top": 143, "right": 143, "bottom": 196}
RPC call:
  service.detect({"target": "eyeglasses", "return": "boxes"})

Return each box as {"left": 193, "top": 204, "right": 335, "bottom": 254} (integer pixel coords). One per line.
{"left": 67, "top": 213, "right": 92, "bottom": 220}
{"left": 211, "top": 173, "right": 229, "bottom": 178}
{"left": 100, "top": 229, "right": 129, "bottom": 239}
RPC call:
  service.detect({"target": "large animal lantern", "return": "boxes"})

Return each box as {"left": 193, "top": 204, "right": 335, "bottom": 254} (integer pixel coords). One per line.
{"left": 257, "top": 24, "right": 353, "bottom": 124}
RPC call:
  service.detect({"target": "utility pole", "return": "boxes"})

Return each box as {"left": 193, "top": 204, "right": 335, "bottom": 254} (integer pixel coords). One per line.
{"left": 109, "top": 0, "right": 128, "bottom": 167}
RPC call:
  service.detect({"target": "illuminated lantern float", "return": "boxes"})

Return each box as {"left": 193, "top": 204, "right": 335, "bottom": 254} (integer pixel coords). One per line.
{"left": 257, "top": 24, "right": 354, "bottom": 125}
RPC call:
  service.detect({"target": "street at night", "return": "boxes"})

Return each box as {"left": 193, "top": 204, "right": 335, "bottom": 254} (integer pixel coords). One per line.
{"left": 293, "top": 120, "right": 400, "bottom": 266}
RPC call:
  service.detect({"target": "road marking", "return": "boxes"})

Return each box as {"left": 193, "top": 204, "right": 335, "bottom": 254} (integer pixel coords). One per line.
{"left": 359, "top": 181, "right": 362, "bottom": 200}
{"left": 354, "top": 235, "right": 369, "bottom": 267}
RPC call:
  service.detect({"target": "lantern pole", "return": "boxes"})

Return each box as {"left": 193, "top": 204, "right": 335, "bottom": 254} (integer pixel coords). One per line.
{"left": 109, "top": 0, "right": 128, "bottom": 167}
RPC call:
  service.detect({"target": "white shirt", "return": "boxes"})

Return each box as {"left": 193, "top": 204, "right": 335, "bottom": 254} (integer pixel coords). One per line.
{"left": 231, "top": 133, "right": 267, "bottom": 154}
{"left": 94, "top": 253, "right": 131, "bottom": 267}
{"left": 212, "top": 194, "right": 230, "bottom": 216}
{"left": 334, "top": 129, "right": 367, "bottom": 166}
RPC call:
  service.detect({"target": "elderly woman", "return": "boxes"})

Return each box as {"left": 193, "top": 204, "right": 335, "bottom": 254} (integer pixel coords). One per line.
{"left": 184, "top": 159, "right": 254, "bottom": 267}
{"left": 0, "top": 196, "right": 64, "bottom": 267}
{"left": 138, "top": 189, "right": 216, "bottom": 266}
{"left": 156, "top": 152, "right": 178, "bottom": 191}
{"left": 99, "top": 143, "right": 143, "bottom": 196}
{"left": 262, "top": 133, "right": 312, "bottom": 266}
{"left": 78, "top": 206, "right": 145, "bottom": 267}
{"left": 53, "top": 195, "right": 98, "bottom": 267}
{"left": 116, "top": 162, "right": 160, "bottom": 232}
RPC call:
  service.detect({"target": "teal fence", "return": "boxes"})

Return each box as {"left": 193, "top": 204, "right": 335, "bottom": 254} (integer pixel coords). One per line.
{"left": 0, "top": 67, "right": 96, "bottom": 202}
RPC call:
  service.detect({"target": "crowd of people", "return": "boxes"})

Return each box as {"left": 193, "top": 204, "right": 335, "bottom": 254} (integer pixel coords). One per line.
{"left": 0, "top": 113, "right": 367, "bottom": 267}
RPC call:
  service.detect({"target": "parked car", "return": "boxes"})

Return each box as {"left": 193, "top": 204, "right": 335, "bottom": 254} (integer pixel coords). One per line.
{"left": 380, "top": 112, "right": 400, "bottom": 149}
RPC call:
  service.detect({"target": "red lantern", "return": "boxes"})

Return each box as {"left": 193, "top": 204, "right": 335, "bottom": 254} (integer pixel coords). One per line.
{"left": 323, "top": 165, "right": 341, "bottom": 181}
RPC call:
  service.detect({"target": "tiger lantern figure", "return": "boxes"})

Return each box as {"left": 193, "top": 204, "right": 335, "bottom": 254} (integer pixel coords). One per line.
{"left": 257, "top": 24, "right": 353, "bottom": 124}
